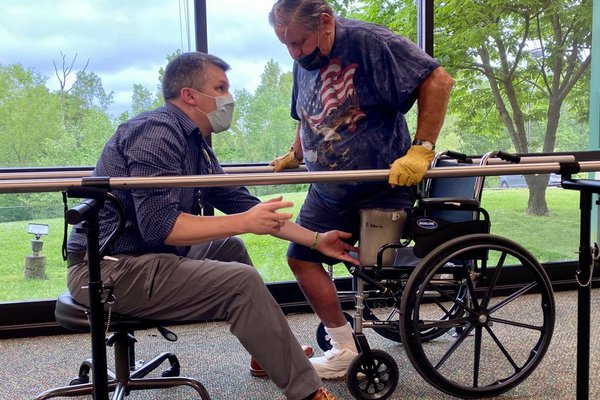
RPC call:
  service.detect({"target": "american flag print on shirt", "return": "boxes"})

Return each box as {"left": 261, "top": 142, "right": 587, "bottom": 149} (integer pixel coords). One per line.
{"left": 301, "top": 59, "right": 365, "bottom": 142}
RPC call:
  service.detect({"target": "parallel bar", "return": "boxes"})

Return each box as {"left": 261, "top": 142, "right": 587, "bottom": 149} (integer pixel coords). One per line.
{"left": 484, "top": 155, "right": 575, "bottom": 164}
{"left": 0, "top": 171, "right": 93, "bottom": 180}
{"left": 0, "top": 155, "right": 575, "bottom": 181}
{"left": 0, "top": 165, "right": 308, "bottom": 180}
{"left": 1, "top": 161, "right": 600, "bottom": 194}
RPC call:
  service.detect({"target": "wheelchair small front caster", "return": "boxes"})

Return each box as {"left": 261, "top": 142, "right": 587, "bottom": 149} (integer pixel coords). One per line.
{"left": 315, "top": 311, "right": 354, "bottom": 351}
{"left": 69, "top": 364, "right": 90, "bottom": 385}
{"left": 346, "top": 350, "right": 398, "bottom": 400}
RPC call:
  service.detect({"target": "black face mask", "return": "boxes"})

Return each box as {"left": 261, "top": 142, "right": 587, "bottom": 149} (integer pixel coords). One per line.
{"left": 297, "top": 46, "right": 331, "bottom": 71}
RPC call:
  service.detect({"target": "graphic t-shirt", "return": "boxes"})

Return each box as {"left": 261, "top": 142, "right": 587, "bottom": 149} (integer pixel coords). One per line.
{"left": 291, "top": 17, "right": 439, "bottom": 204}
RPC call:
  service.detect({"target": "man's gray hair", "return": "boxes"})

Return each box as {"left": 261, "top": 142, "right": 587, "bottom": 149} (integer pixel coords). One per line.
{"left": 269, "top": 0, "right": 334, "bottom": 31}
{"left": 162, "top": 52, "right": 230, "bottom": 101}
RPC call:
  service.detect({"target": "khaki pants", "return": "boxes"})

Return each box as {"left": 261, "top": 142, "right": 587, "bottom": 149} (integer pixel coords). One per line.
{"left": 67, "top": 237, "right": 321, "bottom": 400}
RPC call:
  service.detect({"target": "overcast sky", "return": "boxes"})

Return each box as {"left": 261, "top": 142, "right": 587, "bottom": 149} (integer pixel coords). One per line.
{"left": 0, "top": 0, "right": 293, "bottom": 116}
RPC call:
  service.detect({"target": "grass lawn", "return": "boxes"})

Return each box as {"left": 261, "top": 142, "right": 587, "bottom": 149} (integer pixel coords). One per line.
{"left": 0, "top": 217, "right": 70, "bottom": 302}
{"left": 0, "top": 188, "right": 583, "bottom": 303}
{"left": 482, "top": 188, "right": 580, "bottom": 262}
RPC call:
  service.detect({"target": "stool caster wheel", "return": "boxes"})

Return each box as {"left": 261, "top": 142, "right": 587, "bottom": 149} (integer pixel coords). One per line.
{"left": 316, "top": 311, "right": 354, "bottom": 351}
{"left": 346, "top": 350, "right": 398, "bottom": 400}
{"left": 69, "top": 364, "right": 90, "bottom": 385}
{"left": 162, "top": 360, "right": 181, "bottom": 377}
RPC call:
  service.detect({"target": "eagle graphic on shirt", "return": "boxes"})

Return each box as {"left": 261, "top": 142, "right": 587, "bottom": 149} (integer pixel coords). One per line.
{"left": 301, "top": 59, "right": 365, "bottom": 142}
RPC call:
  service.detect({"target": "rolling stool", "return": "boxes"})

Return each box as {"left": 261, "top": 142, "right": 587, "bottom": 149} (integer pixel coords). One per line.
{"left": 35, "top": 291, "right": 211, "bottom": 399}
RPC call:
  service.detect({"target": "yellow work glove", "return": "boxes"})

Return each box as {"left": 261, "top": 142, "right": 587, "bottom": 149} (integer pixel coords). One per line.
{"left": 389, "top": 145, "right": 435, "bottom": 186}
{"left": 270, "top": 147, "right": 301, "bottom": 172}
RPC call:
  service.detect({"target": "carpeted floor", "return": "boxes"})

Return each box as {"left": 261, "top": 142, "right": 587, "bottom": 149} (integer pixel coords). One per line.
{"left": 1, "top": 288, "right": 599, "bottom": 400}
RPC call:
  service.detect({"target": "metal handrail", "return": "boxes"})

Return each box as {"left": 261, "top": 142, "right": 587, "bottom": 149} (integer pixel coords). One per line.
{"left": 0, "top": 165, "right": 309, "bottom": 180}
{"left": 0, "top": 154, "right": 576, "bottom": 181}
{"left": 1, "top": 160, "right": 599, "bottom": 194}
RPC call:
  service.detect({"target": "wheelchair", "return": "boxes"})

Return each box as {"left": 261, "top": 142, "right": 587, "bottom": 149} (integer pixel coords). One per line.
{"left": 317, "top": 151, "right": 556, "bottom": 400}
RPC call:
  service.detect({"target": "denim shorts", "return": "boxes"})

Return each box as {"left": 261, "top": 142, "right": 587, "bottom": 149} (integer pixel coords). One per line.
{"left": 287, "top": 184, "right": 415, "bottom": 265}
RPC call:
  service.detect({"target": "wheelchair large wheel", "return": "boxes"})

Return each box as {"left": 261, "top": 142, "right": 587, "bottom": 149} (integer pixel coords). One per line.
{"left": 363, "top": 281, "right": 468, "bottom": 343}
{"left": 346, "top": 349, "right": 398, "bottom": 400}
{"left": 400, "top": 233, "right": 555, "bottom": 399}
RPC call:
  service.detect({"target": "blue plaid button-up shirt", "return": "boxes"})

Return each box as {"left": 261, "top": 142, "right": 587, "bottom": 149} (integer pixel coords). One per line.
{"left": 67, "top": 102, "right": 260, "bottom": 256}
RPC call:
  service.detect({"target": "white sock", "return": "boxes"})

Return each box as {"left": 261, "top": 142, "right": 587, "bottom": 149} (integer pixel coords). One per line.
{"left": 325, "top": 322, "right": 357, "bottom": 353}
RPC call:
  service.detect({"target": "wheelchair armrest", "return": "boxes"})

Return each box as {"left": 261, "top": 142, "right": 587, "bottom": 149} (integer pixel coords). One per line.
{"left": 419, "top": 197, "right": 481, "bottom": 211}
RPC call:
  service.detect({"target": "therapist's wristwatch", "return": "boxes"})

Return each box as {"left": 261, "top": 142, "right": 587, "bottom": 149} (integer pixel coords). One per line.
{"left": 412, "top": 139, "right": 436, "bottom": 151}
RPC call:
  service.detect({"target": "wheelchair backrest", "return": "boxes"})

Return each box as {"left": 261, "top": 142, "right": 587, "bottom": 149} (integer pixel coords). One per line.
{"left": 424, "top": 156, "right": 484, "bottom": 223}
{"left": 410, "top": 151, "right": 492, "bottom": 258}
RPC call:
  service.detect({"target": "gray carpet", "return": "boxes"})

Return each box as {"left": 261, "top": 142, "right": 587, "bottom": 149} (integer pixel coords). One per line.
{"left": 1, "top": 288, "right": 599, "bottom": 400}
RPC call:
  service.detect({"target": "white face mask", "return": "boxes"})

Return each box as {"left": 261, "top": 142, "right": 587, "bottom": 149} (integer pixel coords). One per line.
{"left": 192, "top": 89, "right": 235, "bottom": 133}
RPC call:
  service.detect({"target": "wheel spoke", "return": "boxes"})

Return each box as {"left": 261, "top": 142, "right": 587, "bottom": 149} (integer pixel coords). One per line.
{"left": 434, "top": 322, "right": 475, "bottom": 369}
{"left": 460, "top": 257, "right": 481, "bottom": 310}
{"left": 425, "top": 281, "right": 472, "bottom": 313}
{"left": 473, "top": 326, "right": 483, "bottom": 387}
{"left": 488, "top": 281, "right": 538, "bottom": 314}
{"left": 383, "top": 307, "right": 400, "bottom": 322}
{"left": 430, "top": 296, "right": 453, "bottom": 316}
{"left": 488, "top": 316, "right": 544, "bottom": 332}
{"left": 480, "top": 252, "right": 507, "bottom": 309}
{"left": 483, "top": 324, "right": 521, "bottom": 371}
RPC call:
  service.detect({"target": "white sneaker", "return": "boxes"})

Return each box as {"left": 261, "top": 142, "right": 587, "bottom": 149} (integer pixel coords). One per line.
{"left": 310, "top": 348, "right": 358, "bottom": 379}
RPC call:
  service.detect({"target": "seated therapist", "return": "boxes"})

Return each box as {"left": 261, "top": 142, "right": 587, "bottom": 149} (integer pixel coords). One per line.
{"left": 66, "top": 52, "right": 356, "bottom": 400}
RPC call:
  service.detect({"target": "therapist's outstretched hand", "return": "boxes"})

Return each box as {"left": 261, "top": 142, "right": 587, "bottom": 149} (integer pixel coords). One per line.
{"left": 314, "top": 230, "right": 360, "bottom": 266}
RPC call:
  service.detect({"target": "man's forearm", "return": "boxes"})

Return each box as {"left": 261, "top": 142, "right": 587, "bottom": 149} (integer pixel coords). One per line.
{"left": 164, "top": 213, "right": 244, "bottom": 246}
{"left": 292, "top": 122, "right": 303, "bottom": 160}
{"left": 414, "top": 66, "right": 454, "bottom": 143}
{"left": 271, "top": 220, "right": 314, "bottom": 248}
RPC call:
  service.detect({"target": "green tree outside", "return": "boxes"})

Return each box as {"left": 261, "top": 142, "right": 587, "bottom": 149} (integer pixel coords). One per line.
{"left": 0, "top": 1, "right": 593, "bottom": 220}
{"left": 351, "top": 0, "right": 591, "bottom": 215}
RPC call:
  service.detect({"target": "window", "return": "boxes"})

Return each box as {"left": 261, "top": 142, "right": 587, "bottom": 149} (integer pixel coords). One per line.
{"left": 432, "top": 0, "right": 591, "bottom": 259}
{"left": 207, "top": 0, "right": 296, "bottom": 166}
{"left": 0, "top": 0, "right": 195, "bottom": 302}
{"left": 0, "top": 0, "right": 594, "bottom": 304}
{"left": 206, "top": 0, "right": 304, "bottom": 282}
